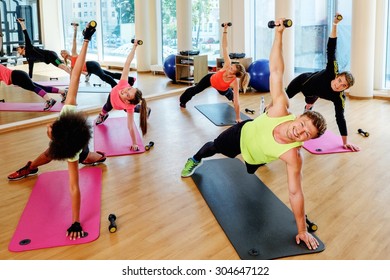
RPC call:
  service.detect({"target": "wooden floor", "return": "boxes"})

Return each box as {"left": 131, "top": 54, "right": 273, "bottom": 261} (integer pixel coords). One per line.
{"left": 1, "top": 65, "right": 390, "bottom": 260}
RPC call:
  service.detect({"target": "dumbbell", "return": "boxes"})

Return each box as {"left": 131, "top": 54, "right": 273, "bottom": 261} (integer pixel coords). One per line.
{"left": 108, "top": 214, "right": 117, "bottom": 233}
{"left": 145, "top": 141, "right": 154, "bottom": 151}
{"left": 245, "top": 108, "right": 255, "bottom": 114}
{"left": 221, "top": 22, "right": 232, "bottom": 27}
{"left": 336, "top": 14, "right": 343, "bottom": 20}
{"left": 306, "top": 215, "right": 318, "bottom": 232}
{"left": 358, "top": 128, "right": 369, "bottom": 137}
{"left": 88, "top": 20, "right": 97, "bottom": 28}
{"left": 16, "top": 18, "right": 25, "bottom": 22}
{"left": 268, "top": 19, "right": 293, "bottom": 28}
{"left": 131, "top": 39, "right": 143, "bottom": 45}
{"left": 71, "top": 23, "right": 79, "bottom": 26}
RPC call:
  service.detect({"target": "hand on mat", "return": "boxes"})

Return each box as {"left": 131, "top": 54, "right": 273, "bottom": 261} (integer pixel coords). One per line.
{"left": 296, "top": 231, "right": 319, "bottom": 250}
{"left": 130, "top": 144, "right": 139, "bottom": 151}
{"left": 343, "top": 143, "right": 360, "bottom": 152}
{"left": 66, "top": 221, "right": 84, "bottom": 240}
{"left": 236, "top": 118, "right": 242, "bottom": 123}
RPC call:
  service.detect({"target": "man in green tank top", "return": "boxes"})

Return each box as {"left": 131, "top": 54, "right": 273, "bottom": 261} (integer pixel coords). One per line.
{"left": 181, "top": 19, "right": 327, "bottom": 250}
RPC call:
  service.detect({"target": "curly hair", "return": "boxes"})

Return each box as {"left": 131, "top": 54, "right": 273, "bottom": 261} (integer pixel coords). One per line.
{"left": 48, "top": 111, "right": 92, "bottom": 160}
{"left": 302, "top": 110, "right": 327, "bottom": 139}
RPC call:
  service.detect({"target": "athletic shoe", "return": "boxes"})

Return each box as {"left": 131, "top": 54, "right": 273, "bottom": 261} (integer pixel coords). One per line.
{"left": 61, "top": 89, "right": 68, "bottom": 103}
{"left": 81, "top": 151, "right": 106, "bottom": 166}
{"left": 96, "top": 113, "right": 109, "bottom": 125}
{"left": 82, "top": 21, "right": 97, "bottom": 41}
{"left": 134, "top": 104, "right": 151, "bottom": 117}
{"left": 8, "top": 161, "right": 38, "bottom": 181}
{"left": 85, "top": 73, "right": 91, "bottom": 83}
{"left": 181, "top": 158, "right": 203, "bottom": 177}
{"left": 44, "top": 98, "right": 57, "bottom": 111}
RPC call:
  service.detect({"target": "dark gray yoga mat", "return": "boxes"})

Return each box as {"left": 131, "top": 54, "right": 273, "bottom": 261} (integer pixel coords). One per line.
{"left": 191, "top": 158, "right": 325, "bottom": 259}
{"left": 195, "top": 103, "right": 251, "bottom": 126}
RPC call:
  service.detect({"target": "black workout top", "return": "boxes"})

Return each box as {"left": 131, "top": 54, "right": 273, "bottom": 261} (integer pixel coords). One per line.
{"left": 297, "top": 37, "right": 347, "bottom": 136}
{"left": 23, "top": 30, "right": 62, "bottom": 78}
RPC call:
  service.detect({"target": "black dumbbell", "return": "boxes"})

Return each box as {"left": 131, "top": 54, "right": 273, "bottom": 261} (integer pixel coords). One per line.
{"left": 71, "top": 23, "right": 79, "bottom": 26}
{"left": 16, "top": 18, "right": 25, "bottom": 22}
{"left": 221, "top": 22, "right": 232, "bottom": 27}
{"left": 306, "top": 215, "right": 318, "bottom": 232}
{"left": 358, "top": 128, "right": 369, "bottom": 137}
{"left": 0, "top": 99, "right": 5, "bottom": 102}
{"left": 108, "top": 214, "right": 117, "bottom": 233}
{"left": 131, "top": 39, "right": 143, "bottom": 45}
{"left": 145, "top": 141, "right": 154, "bottom": 151}
{"left": 245, "top": 108, "right": 255, "bottom": 114}
{"left": 268, "top": 19, "right": 293, "bottom": 28}
{"left": 336, "top": 14, "right": 343, "bottom": 20}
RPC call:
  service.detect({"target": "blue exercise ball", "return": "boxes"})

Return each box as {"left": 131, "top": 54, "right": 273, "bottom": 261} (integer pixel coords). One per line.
{"left": 163, "top": 54, "right": 176, "bottom": 81}
{"left": 248, "top": 59, "right": 270, "bottom": 92}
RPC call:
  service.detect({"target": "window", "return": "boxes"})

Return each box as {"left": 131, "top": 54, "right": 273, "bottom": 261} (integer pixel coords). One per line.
{"left": 62, "top": 0, "right": 98, "bottom": 60}
{"left": 253, "top": 0, "right": 274, "bottom": 60}
{"left": 294, "top": 0, "right": 352, "bottom": 73}
{"left": 192, "top": 0, "right": 220, "bottom": 64}
{"left": 100, "top": 0, "right": 135, "bottom": 63}
{"left": 161, "top": 0, "right": 177, "bottom": 61}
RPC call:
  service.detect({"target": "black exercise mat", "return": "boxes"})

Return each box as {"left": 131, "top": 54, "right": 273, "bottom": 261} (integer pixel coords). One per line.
{"left": 195, "top": 103, "right": 251, "bottom": 126}
{"left": 191, "top": 158, "right": 325, "bottom": 259}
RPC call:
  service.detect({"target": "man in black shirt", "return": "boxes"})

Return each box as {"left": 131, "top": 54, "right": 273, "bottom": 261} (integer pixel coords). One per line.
{"left": 286, "top": 13, "right": 359, "bottom": 151}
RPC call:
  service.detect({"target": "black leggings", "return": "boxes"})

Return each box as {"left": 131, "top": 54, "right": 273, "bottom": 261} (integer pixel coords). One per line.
{"left": 86, "top": 61, "right": 136, "bottom": 88}
{"left": 179, "top": 73, "right": 233, "bottom": 105}
{"left": 11, "top": 70, "right": 58, "bottom": 97}
{"left": 193, "top": 119, "right": 264, "bottom": 174}
{"left": 285, "top": 73, "right": 319, "bottom": 104}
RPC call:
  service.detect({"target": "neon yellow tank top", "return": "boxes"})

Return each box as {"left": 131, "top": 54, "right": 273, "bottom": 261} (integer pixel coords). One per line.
{"left": 240, "top": 113, "right": 302, "bottom": 164}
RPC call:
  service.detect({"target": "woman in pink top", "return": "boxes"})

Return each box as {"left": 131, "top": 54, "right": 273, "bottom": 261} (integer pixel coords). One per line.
{"left": 0, "top": 64, "right": 67, "bottom": 111}
{"left": 179, "top": 22, "right": 250, "bottom": 123}
{"left": 95, "top": 40, "right": 148, "bottom": 151}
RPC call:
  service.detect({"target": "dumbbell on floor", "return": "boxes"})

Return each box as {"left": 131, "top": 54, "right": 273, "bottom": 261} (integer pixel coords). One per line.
{"left": 358, "top": 128, "right": 369, "bottom": 137}
{"left": 306, "top": 215, "right": 318, "bottom": 232}
{"left": 108, "top": 214, "right": 117, "bottom": 233}
{"left": 145, "top": 141, "right": 154, "bottom": 151}
{"left": 268, "top": 19, "right": 293, "bottom": 28}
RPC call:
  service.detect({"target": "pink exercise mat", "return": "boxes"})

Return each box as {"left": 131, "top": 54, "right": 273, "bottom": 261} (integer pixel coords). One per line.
{"left": 93, "top": 117, "right": 145, "bottom": 156}
{"left": 303, "top": 130, "right": 355, "bottom": 154}
{"left": 0, "top": 101, "right": 63, "bottom": 112}
{"left": 8, "top": 167, "right": 102, "bottom": 252}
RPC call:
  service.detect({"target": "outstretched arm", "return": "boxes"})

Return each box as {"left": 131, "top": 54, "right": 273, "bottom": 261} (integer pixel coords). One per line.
{"left": 221, "top": 23, "right": 232, "bottom": 69}
{"left": 71, "top": 23, "right": 78, "bottom": 56}
{"left": 267, "top": 18, "right": 289, "bottom": 118}
{"left": 120, "top": 40, "right": 138, "bottom": 80}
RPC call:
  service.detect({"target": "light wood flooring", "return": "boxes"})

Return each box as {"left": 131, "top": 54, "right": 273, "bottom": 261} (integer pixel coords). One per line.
{"left": 1, "top": 66, "right": 390, "bottom": 260}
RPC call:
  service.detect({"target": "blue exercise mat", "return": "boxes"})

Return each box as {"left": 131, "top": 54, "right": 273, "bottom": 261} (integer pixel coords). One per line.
{"left": 191, "top": 158, "right": 325, "bottom": 260}
{"left": 195, "top": 103, "right": 252, "bottom": 126}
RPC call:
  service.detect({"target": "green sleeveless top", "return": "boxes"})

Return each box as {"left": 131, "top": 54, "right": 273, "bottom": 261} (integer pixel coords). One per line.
{"left": 240, "top": 113, "right": 302, "bottom": 165}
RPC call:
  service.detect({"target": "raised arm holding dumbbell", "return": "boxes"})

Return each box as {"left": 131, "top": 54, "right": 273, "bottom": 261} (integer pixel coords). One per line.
{"left": 284, "top": 13, "right": 359, "bottom": 152}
